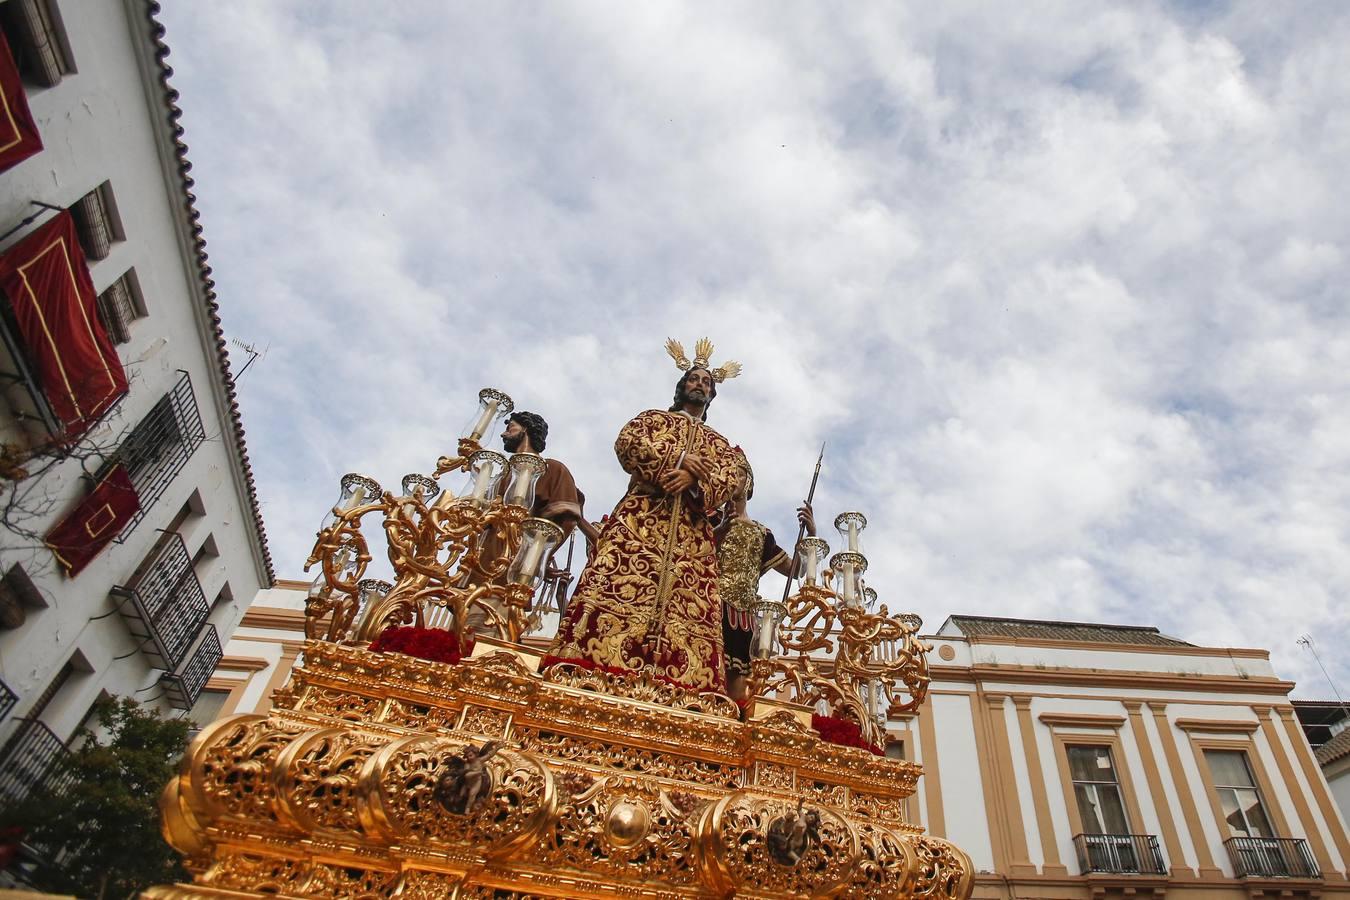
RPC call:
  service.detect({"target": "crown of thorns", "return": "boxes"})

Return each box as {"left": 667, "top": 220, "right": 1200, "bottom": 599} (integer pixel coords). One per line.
{"left": 664, "top": 337, "right": 742, "bottom": 383}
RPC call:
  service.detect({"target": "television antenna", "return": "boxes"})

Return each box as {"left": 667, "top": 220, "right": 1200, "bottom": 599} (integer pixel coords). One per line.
{"left": 230, "top": 338, "right": 268, "bottom": 381}
{"left": 1297, "top": 634, "right": 1350, "bottom": 721}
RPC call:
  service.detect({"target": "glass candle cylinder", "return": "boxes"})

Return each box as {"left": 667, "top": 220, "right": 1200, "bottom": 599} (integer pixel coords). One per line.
{"left": 834, "top": 511, "right": 867, "bottom": 555}
{"left": 830, "top": 551, "right": 868, "bottom": 609}
{"left": 751, "top": 599, "right": 786, "bottom": 659}
{"left": 399, "top": 473, "right": 439, "bottom": 519}
{"left": 355, "top": 578, "right": 392, "bottom": 621}
{"left": 462, "top": 388, "right": 515, "bottom": 443}
{"left": 503, "top": 452, "right": 547, "bottom": 509}
{"left": 460, "top": 450, "right": 508, "bottom": 506}
{"left": 507, "top": 517, "right": 564, "bottom": 587}
{"left": 322, "top": 473, "right": 383, "bottom": 529}
{"left": 795, "top": 537, "right": 830, "bottom": 586}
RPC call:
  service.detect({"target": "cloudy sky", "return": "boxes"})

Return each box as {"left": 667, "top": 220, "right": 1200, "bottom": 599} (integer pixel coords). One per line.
{"left": 156, "top": 2, "right": 1349, "bottom": 695}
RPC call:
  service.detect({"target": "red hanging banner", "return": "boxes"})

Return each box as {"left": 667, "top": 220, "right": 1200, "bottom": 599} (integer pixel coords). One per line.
{"left": 0, "top": 210, "right": 128, "bottom": 439}
{"left": 0, "top": 29, "right": 41, "bottom": 173}
{"left": 45, "top": 464, "right": 140, "bottom": 576}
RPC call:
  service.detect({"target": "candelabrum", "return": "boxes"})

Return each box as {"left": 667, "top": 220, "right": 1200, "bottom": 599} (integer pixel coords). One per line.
{"left": 750, "top": 510, "right": 932, "bottom": 750}
{"left": 302, "top": 388, "right": 564, "bottom": 648}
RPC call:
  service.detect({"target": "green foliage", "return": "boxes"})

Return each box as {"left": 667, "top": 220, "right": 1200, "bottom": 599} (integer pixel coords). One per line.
{"left": 0, "top": 696, "right": 191, "bottom": 899}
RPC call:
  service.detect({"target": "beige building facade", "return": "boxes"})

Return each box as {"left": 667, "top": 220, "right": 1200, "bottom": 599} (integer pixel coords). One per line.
{"left": 209, "top": 589, "right": 1348, "bottom": 900}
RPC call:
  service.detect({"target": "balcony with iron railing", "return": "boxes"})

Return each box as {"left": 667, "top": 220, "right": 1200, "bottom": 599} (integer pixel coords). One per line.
{"left": 0, "top": 718, "right": 72, "bottom": 808}
{"left": 1224, "top": 836, "right": 1320, "bottom": 879}
{"left": 1073, "top": 833, "right": 1166, "bottom": 875}
{"left": 161, "top": 624, "right": 221, "bottom": 711}
{"left": 111, "top": 370, "right": 206, "bottom": 540}
{"left": 0, "top": 677, "right": 15, "bottom": 721}
{"left": 111, "top": 531, "right": 209, "bottom": 671}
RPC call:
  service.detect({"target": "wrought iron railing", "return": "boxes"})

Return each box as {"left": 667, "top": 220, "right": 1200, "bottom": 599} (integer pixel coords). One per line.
{"left": 1224, "top": 836, "right": 1320, "bottom": 878}
{"left": 1073, "top": 833, "right": 1166, "bottom": 875}
{"left": 0, "top": 718, "right": 72, "bottom": 808}
{"left": 111, "top": 531, "right": 209, "bottom": 670}
{"left": 0, "top": 677, "right": 16, "bottom": 721}
{"left": 161, "top": 625, "right": 221, "bottom": 710}
{"left": 106, "top": 370, "right": 206, "bottom": 539}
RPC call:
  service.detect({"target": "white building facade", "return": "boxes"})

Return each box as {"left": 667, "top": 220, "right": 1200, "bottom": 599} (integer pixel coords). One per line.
{"left": 0, "top": 0, "right": 271, "bottom": 807}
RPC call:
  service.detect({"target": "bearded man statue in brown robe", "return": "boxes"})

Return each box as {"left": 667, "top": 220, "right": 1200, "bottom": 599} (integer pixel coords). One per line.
{"left": 543, "top": 341, "right": 743, "bottom": 693}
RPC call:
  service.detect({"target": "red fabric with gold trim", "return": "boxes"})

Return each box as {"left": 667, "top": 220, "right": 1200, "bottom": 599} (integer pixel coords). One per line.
{"left": 0, "top": 29, "right": 42, "bottom": 172}
{"left": 0, "top": 211, "right": 127, "bottom": 439}
{"left": 45, "top": 464, "right": 139, "bottom": 576}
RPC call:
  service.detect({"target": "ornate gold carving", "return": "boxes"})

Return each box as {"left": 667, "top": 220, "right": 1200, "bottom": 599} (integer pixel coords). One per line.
{"left": 381, "top": 697, "right": 462, "bottom": 733}
{"left": 542, "top": 663, "right": 740, "bottom": 719}
{"left": 911, "top": 835, "right": 977, "bottom": 900}
{"left": 271, "top": 727, "right": 380, "bottom": 835}
{"left": 698, "top": 792, "right": 859, "bottom": 897}
{"left": 202, "top": 852, "right": 311, "bottom": 893}
{"left": 457, "top": 704, "right": 513, "bottom": 739}
{"left": 188, "top": 714, "right": 308, "bottom": 828}
{"left": 514, "top": 727, "right": 741, "bottom": 789}
{"left": 754, "top": 761, "right": 796, "bottom": 791}
{"left": 296, "top": 684, "right": 384, "bottom": 722}
{"left": 303, "top": 445, "right": 541, "bottom": 646}
{"left": 155, "top": 640, "right": 972, "bottom": 899}
{"left": 541, "top": 776, "right": 699, "bottom": 885}
{"left": 306, "top": 861, "right": 400, "bottom": 897}
{"left": 752, "top": 581, "right": 933, "bottom": 750}
{"left": 840, "top": 822, "right": 918, "bottom": 899}
{"left": 360, "top": 735, "right": 555, "bottom": 856}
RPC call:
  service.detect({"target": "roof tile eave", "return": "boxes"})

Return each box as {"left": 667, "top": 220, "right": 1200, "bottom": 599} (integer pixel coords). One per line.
{"left": 142, "top": 1, "right": 274, "bottom": 585}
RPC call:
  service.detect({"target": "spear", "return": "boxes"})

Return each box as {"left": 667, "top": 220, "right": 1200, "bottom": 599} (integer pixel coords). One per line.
{"left": 780, "top": 441, "right": 826, "bottom": 603}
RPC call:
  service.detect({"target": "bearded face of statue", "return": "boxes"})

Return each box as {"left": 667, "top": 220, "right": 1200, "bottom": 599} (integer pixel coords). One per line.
{"left": 671, "top": 367, "right": 717, "bottom": 418}
{"left": 501, "top": 420, "right": 527, "bottom": 452}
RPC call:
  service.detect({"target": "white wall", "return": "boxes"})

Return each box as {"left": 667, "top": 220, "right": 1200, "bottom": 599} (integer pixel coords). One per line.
{"left": 0, "top": 0, "right": 267, "bottom": 740}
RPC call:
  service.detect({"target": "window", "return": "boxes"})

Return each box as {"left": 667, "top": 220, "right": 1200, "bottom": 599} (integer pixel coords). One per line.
{"left": 71, "top": 182, "right": 125, "bottom": 261}
{"left": 95, "top": 272, "right": 145, "bottom": 345}
{"left": 0, "top": 0, "right": 72, "bottom": 87}
{"left": 0, "top": 562, "right": 44, "bottom": 629}
{"left": 1069, "top": 746, "right": 1130, "bottom": 835}
{"left": 106, "top": 371, "right": 206, "bottom": 537}
{"left": 1205, "top": 749, "right": 1274, "bottom": 838}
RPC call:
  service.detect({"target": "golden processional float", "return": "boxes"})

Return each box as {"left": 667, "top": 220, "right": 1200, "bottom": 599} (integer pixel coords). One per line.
{"left": 150, "top": 386, "right": 975, "bottom": 899}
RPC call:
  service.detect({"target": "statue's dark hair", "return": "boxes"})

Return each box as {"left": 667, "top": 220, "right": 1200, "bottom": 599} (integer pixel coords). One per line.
{"left": 508, "top": 411, "right": 548, "bottom": 452}
{"left": 668, "top": 367, "right": 717, "bottom": 421}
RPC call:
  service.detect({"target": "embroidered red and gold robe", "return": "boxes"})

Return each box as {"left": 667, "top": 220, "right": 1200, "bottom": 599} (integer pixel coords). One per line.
{"left": 543, "top": 409, "right": 741, "bottom": 692}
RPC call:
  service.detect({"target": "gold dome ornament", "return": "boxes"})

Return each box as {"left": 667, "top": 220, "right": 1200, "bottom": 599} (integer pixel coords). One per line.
{"left": 665, "top": 336, "right": 742, "bottom": 383}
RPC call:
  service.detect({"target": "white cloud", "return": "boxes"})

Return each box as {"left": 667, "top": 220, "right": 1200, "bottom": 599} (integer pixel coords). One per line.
{"left": 160, "top": 1, "right": 1350, "bottom": 696}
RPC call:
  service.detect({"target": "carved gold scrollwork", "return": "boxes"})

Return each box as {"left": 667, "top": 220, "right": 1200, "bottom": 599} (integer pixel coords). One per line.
{"left": 158, "top": 776, "right": 209, "bottom": 866}
{"left": 696, "top": 792, "right": 859, "bottom": 898}
{"left": 538, "top": 775, "right": 702, "bottom": 886}
{"left": 753, "top": 582, "right": 934, "bottom": 750}
{"left": 185, "top": 714, "right": 311, "bottom": 830}
{"left": 357, "top": 735, "right": 555, "bottom": 857}
{"left": 909, "top": 835, "right": 976, "bottom": 900}
{"left": 271, "top": 727, "right": 382, "bottom": 837}
{"left": 839, "top": 822, "right": 918, "bottom": 899}
{"left": 201, "top": 851, "right": 312, "bottom": 894}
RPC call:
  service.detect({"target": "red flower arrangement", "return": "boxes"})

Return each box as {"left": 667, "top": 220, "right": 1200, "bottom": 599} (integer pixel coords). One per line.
{"left": 369, "top": 626, "right": 472, "bottom": 665}
{"left": 811, "top": 712, "right": 883, "bottom": 755}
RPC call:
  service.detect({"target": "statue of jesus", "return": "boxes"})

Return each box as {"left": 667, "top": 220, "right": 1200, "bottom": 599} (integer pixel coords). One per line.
{"left": 542, "top": 339, "right": 743, "bottom": 693}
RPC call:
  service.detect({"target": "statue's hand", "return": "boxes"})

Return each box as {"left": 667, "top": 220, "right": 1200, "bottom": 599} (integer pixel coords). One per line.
{"left": 682, "top": 453, "right": 713, "bottom": 482}
{"left": 797, "top": 503, "right": 816, "bottom": 536}
{"left": 659, "top": 468, "right": 695, "bottom": 494}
